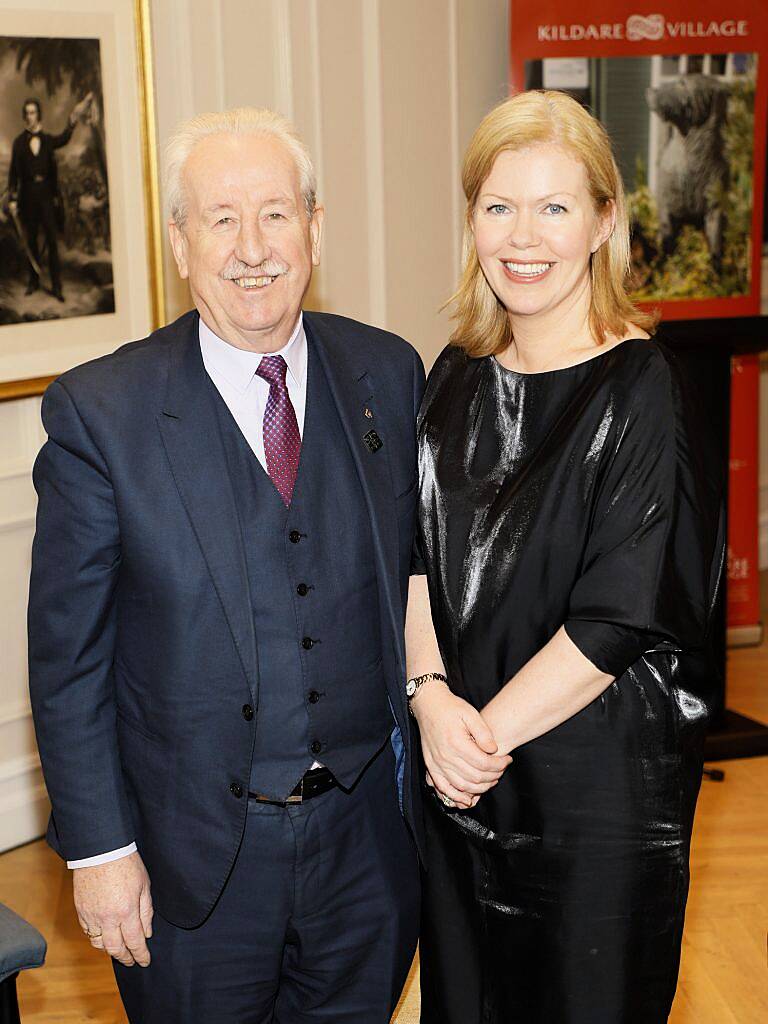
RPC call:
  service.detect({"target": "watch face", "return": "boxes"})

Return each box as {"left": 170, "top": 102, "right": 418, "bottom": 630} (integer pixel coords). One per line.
{"left": 406, "top": 680, "right": 416, "bottom": 697}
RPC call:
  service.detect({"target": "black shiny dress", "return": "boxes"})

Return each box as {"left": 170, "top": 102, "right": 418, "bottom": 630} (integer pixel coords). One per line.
{"left": 415, "top": 339, "right": 724, "bottom": 1024}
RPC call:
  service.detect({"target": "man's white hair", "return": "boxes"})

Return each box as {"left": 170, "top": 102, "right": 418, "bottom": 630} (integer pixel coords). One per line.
{"left": 163, "top": 107, "right": 317, "bottom": 227}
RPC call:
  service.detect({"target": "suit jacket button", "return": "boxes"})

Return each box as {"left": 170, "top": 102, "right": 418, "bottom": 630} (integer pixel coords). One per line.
{"left": 310, "top": 740, "right": 323, "bottom": 755}
{"left": 242, "top": 704, "right": 254, "bottom": 721}
{"left": 308, "top": 690, "right": 320, "bottom": 704}
{"left": 301, "top": 637, "right": 314, "bottom": 650}
{"left": 289, "top": 530, "right": 302, "bottom": 544}
{"left": 296, "top": 583, "right": 309, "bottom": 596}
{"left": 230, "top": 782, "right": 243, "bottom": 798}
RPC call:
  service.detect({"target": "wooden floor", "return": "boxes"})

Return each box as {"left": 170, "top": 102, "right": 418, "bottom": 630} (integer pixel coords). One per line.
{"left": 3, "top": 592, "right": 767, "bottom": 1022}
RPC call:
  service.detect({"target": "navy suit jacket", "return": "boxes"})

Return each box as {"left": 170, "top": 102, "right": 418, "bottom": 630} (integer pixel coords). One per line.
{"left": 28, "top": 309, "right": 426, "bottom": 928}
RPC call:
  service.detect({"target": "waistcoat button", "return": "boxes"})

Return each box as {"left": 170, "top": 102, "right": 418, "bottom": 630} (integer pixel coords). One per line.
{"left": 296, "top": 583, "right": 309, "bottom": 597}
{"left": 242, "top": 704, "right": 254, "bottom": 721}
{"left": 301, "top": 637, "right": 314, "bottom": 650}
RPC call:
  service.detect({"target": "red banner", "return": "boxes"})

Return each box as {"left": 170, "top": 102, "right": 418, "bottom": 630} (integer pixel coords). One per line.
{"left": 510, "top": 1, "right": 768, "bottom": 321}
{"left": 727, "top": 355, "right": 762, "bottom": 641}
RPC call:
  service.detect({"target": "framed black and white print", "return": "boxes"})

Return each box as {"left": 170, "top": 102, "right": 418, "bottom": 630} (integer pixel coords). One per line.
{"left": 0, "top": 0, "right": 164, "bottom": 400}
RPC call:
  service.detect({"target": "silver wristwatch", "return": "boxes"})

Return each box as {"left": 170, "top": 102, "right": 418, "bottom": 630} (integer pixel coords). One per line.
{"left": 406, "top": 671, "right": 447, "bottom": 701}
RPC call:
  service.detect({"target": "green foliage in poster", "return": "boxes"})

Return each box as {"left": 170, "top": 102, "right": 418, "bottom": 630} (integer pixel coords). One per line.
{"left": 627, "top": 72, "right": 755, "bottom": 302}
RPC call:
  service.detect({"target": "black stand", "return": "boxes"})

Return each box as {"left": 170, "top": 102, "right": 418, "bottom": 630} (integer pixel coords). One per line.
{"left": 662, "top": 315, "right": 768, "bottom": 762}
{"left": 0, "top": 972, "right": 20, "bottom": 1024}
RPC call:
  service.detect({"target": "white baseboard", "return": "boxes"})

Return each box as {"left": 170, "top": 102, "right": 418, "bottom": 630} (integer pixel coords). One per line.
{"left": 0, "top": 754, "right": 49, "bottom": 853}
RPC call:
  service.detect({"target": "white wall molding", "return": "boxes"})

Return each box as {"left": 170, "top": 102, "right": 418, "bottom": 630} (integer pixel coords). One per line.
{"left": 272, "top": 0, "right": 294, "bottom": 121}
{"left": 0, "top": 459, "right": 33, "bottom": 483}
{"left": 362, "top": 0, "right": 387, "bottom": 328}
{"left": 0, "top": 752, "right": 41, "bottom": 787}
{"left": 0, "top": 751, "right": 48, "bottom": 852}
{"left": 0, "top": 784, "right": 48, "bottom": 853}
{"left": 0, "top": 701, "right": 31, "bottom": 729}
{"left": 0, "top": 513, "right": 35, "bottom": 535}
{"left": 307, "top": 0, "right": 325, "bottom": 207}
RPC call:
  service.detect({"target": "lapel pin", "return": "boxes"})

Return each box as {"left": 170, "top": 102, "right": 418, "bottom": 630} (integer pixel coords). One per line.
{"left": 364, "top": 406, "right": 373, "bottom": 419}
{"left": 363, "top": 429, "right": 383, "bottom": 453}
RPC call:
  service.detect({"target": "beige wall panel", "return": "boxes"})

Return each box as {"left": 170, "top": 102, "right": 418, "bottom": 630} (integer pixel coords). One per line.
{"left": 187, "top": 0, "right": 226, "bottom": 113}
{"left": 456, "top": 0, "right": 510, "bottom": 156}
{"left": 151, "top": 0, "right": 227, "bottom": 322}
{"left": 0, "top": 714, "right": 37, "bottom": 767}
{"left": 379, "top": 0, "right": 456, "bottom": 365}
{"left": 220, "top": 0, "right": 277, "bottom": 109}
{"left": 0, "top": 525, "right": 32, "bottom": 692}
{"left": 312, "top": 0, "right": 372, "bottom": 324}
{"left": 0, "top": 396, "right": 35, "bottom": 462}
{"left": 288, "top": 1, "right": 321, "bottom": 172}
{"left": 286, "top": 0, "right": 324, "bottom": 312}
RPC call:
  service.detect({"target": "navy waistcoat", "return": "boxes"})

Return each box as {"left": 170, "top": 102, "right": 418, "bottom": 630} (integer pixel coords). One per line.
{"left": 213, "top": 340, "right": 392, "bottom": 800}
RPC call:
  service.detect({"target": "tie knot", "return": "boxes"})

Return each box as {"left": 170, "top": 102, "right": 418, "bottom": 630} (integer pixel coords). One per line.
{"left": 256, "top": 354, "right": 288, "bottom": 389}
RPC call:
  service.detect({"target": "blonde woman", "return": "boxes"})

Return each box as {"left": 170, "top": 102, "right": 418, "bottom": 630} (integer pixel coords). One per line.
{"left": 406, "top": 91, "right": 724, "bottom": 1022}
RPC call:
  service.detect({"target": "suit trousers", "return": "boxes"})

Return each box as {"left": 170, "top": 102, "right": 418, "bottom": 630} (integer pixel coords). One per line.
{"left": 114, "top": 742, "right": 420, "bottom": 1023}
{"left": 22, "top": 186, "right": 61, "bottom": 293}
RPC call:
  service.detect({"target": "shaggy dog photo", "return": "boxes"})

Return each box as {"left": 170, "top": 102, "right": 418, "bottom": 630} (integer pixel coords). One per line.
{"left": 646, "top": 74, "right": 730, "bottom": 271}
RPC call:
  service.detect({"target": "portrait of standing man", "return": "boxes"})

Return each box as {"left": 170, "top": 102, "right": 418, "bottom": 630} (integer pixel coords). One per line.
{"left": 0, "top": 34, "right": 114, "bottom": 325}
{"left": 28, "top": 107, "right": 424, "bottom": 1024}
{"left": 7, "top": 95, "right": 82, "bottom": 302}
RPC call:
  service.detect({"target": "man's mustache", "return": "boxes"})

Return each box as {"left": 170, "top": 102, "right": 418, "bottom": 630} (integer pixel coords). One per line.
{"left": 223, "top": 260, "right": 289, "bottom": 280}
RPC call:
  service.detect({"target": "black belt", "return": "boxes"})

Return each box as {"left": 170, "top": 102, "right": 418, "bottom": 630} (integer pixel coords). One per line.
{"left": 249, "top": 766, "right": 337, "bottom": 805}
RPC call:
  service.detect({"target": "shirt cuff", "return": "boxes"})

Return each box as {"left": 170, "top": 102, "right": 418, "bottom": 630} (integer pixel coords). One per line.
{"left": 67, "top": 842, "right": 137, "bottom": 869}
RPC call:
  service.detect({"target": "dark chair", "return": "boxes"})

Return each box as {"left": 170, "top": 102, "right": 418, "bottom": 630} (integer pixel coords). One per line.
{"left": 0, "top": 903, "right": 46, "bottom": 1024}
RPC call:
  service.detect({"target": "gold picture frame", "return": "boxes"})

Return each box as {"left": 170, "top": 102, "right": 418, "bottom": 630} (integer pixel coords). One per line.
{"left": 0, "top": 0, "right": 165, "bottom": 401}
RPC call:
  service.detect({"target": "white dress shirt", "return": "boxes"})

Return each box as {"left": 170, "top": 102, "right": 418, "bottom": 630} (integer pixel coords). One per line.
{"left": 68, "top": 314, "right": 308, "bottom": 868}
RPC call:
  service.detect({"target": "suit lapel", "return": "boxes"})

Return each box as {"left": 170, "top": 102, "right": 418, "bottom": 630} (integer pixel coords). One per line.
{"left": 304, "top": 313, "right": 404, "bottom": 659}
{"left": 156, "top": 314, "right": 258, "bottom": 697}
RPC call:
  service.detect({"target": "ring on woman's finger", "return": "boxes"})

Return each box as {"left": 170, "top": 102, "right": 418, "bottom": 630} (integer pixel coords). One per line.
{"left": 439, "top": 793, "right": 456, "bottom": 808}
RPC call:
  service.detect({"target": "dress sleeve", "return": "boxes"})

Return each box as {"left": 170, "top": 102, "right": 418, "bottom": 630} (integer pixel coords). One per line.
{"left": 411, "top": 530, "right": 427, "bottom": 575}
{"left": 564, "top": 350, "right": 724, "bottom": 679}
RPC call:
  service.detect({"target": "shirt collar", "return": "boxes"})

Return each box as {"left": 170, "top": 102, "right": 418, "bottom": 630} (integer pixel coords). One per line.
{"left": 198, "top": 313, "right": 307, "bottom": 394}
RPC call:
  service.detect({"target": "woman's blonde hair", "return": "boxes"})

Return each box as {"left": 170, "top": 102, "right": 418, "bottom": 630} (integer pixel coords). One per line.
{"left": 448, "top": 90, "right": 657, "bottom": 357}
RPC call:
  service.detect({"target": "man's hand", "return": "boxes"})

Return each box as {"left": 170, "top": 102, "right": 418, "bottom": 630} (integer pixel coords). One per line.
{"left": 410, "top": 680, "right": 512, "bottom": 809}
{"left": 73, "top": 851, "right": 153, "bottom": 967}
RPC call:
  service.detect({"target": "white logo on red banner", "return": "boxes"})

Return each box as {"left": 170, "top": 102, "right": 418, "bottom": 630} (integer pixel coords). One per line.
{"left": 626, "top": 14, "right": 665, "bottom": 41}
{"left": 536, "top": 16, "right": 750, "bottom": 43}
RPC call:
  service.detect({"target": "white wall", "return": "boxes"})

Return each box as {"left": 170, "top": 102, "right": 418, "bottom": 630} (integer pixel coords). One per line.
{"left": 1, "top": 0, "right": 765, "bottom": 854}
{"left": 0, "top": 398, "right": 50, "bottom": 851}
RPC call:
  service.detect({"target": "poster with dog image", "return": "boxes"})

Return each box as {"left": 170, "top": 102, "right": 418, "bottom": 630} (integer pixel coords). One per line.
{"left": 510, "top": 0, "right": 767, "bottom": 320}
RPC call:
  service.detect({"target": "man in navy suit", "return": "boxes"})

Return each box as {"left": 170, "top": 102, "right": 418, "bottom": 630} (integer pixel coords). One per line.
{"left": 28, "top": 107, "right": 424, "bottom": 1023}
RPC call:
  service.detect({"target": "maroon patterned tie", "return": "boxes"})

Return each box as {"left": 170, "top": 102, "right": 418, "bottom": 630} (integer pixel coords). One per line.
{"left": 255, "top": 355, "right": 301, "bottom": 507}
